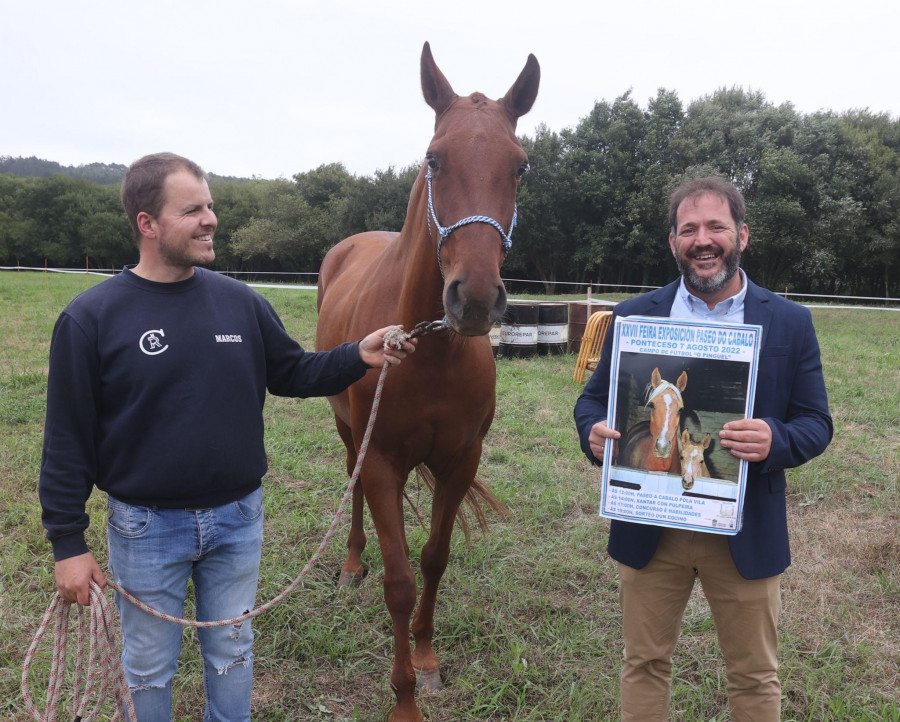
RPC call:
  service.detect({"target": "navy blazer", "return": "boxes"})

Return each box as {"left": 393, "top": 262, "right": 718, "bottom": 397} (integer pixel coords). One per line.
{"left": 574, "top": 278, "right": 833, "bottom": 579}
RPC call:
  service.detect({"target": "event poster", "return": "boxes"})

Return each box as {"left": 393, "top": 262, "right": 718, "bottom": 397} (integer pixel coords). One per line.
{"left": 600, "top": 316, "right": 762, "bottom": 535}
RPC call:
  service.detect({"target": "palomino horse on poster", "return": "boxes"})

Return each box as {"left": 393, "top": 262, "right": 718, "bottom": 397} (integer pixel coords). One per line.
{"left": 678, "top": 429, "right": 711, "bottom": 490}
{"left": 620, "top": 367, "right": 688, "bottom": 473}
{"left": 316, "top": 42, "right": 539, "bottom": 722}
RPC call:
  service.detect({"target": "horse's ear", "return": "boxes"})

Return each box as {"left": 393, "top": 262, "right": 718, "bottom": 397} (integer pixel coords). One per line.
{"left": 499, "top": 53, "right": 540, "bottom": 123}
{"left": 421, "top": 41, "right": 457, "bottom": 117}
{"left": 676, "top": 370, "right": 688, "bottom": 391}
{"left": 701, "top": 433, "right": 711, "bottom": 449}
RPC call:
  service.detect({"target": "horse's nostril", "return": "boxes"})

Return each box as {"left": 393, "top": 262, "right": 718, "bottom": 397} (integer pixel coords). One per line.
{"left": 445, "top": 280, "right": 462, "bottom": 314}
{"left": 492, "top": 285, "right": 508, "bottom": 321}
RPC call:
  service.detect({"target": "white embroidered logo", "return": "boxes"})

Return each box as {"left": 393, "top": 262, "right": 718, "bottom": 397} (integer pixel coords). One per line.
{"left": 139, "top": 329, "right": 169, "bottom": 356}
{"left": 214, "top": 334, "right": 243, "bottom": 343}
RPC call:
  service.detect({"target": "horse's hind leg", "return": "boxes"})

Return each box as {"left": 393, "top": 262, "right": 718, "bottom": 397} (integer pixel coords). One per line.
{"left": 336, "top": 416, "right": 367, "bottom": 587}
{"left": 410, "top": 460, "right": 477, "bottom": 692}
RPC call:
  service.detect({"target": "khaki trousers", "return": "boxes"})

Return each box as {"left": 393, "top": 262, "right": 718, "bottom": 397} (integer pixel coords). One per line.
{"left": 618, "top": 528, "right": 782, "bottom": 721}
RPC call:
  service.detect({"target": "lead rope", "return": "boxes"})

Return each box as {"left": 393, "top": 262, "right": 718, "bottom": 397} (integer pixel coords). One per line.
{"left": 21, "top": 321, "right": 445, "bottom": 722}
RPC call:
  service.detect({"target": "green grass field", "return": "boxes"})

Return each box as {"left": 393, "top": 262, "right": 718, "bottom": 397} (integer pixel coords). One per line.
{"left": 1, "top": 271, "right": 898, "bottom": 721}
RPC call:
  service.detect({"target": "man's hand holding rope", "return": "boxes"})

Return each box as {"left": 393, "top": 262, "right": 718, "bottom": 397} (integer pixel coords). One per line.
{"left": 359, "top": 325, "right": 418, "bottom": 368}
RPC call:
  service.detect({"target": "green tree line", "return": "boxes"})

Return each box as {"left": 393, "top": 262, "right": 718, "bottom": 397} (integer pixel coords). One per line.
{"left": 2, "top": 87, "right": 898, "bottom": 297}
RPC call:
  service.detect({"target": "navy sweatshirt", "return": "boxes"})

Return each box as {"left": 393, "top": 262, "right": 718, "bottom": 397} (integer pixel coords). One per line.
{"left": 39, "top": 267, "right": 369, "bottom": 561}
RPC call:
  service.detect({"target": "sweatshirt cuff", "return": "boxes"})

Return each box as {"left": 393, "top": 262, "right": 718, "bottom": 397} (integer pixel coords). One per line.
{"left": 51, "top": 533, "right": 90, "bottom": 562}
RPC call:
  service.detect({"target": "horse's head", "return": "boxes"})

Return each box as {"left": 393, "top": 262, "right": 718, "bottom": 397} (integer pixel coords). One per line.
{"left": 645, "top": 368, "right": 688, "bottom": 459}
{"left": 419, "top": 42, "right": 540, "bottom": 336}
{"left": 679, "top": 430, "right": 710, "bottom": 490}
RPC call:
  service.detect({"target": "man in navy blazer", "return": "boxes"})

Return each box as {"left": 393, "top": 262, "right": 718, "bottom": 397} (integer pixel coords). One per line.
{"left": 575, "top": 177, "right": 832, "bottom": 721}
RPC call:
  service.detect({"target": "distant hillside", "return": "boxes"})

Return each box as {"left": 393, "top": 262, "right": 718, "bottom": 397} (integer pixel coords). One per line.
{"left": 0, "top": 156, "right": 128, "bottom": 184}
{"left": 0, "top": 156, "right": 254, "bottom": 184}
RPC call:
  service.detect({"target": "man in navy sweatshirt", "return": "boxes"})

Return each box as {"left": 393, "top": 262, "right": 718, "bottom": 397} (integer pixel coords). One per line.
{"left": 39, "top": 152, "right": 414, "bottom": 722}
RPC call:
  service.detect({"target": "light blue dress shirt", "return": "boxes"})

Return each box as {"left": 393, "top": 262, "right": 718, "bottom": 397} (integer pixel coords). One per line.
{"left": 669, "top": 269, "right": 748, "bottom": 324}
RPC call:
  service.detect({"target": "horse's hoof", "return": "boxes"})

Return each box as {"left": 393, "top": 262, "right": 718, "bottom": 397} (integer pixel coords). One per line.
{"left": 415, "top": 667, "right": 443, "bottom": 692}
{"left": 336, "top": 568, "right": 366, "bottom": 588}
{"left": 388, "top": 707, "right": 424, "bottom": 722}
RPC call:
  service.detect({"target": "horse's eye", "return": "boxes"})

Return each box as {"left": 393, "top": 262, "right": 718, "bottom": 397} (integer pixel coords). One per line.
{"left": 426, "top": 155, "right": 440, "bottom": 171}
{"left": 517, "top": 161, "right": 531, "bottom": 178}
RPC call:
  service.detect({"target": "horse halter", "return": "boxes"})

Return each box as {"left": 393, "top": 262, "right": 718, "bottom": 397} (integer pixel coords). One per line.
{"left": 425, "top": 169, "right": 516, "bottom": 279}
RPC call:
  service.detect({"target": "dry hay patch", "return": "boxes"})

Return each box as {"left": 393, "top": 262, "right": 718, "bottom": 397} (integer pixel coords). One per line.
{"left": 784, "top": 503, "right": 899, "bottom": 691}
{"left": 253, "top": 663, "right": 386, "bottom": 719}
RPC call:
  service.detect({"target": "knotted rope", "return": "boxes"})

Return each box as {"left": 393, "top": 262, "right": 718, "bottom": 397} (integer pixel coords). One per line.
{"left": 21, "top": 583, "right": 131, "bottom": 722}
{"left": 22, "top": 322, "right": 443, "bottom": 722}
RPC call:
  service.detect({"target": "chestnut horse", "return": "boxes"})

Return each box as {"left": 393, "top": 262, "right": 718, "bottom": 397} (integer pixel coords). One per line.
{"left": 620, "top": 367, "right": 688, "bottom": 473}
{"left": 316, "top": 42, "right": 539, "bottom": 722}
{"left": 678, "top": 429, "right": 711, "bottom": 490}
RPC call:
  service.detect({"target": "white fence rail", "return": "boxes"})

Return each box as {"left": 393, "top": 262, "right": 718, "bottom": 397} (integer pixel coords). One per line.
{"left": 3, "top": 266, "right": 898, "bottom": 310}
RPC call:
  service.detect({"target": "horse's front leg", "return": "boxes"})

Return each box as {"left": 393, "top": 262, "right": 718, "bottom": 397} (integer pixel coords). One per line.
{"left": 411, "top": 455, "right": 480, "bottom": 692}
{"left": 336, "top": 416, "right": 367, "bottom": 587}
{"left": 363, "top": 454, "right": 423, "bottom": 722}
{"left": 339, "top": 482, "right": 368, "bottom": 586}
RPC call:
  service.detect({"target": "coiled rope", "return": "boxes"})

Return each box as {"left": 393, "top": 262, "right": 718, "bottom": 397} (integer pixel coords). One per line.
{"left": 21, "top": 323, "right": 441, "bottom": 722}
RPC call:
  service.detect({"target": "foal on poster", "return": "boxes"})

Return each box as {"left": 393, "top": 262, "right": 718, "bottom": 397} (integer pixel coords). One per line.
{"left": 678, "top": 429, "right": 711, "bottom": 490}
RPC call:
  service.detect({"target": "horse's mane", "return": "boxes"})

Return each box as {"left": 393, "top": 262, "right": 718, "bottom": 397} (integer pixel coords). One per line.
{"left": 645, "top": 379, "right": 684, "bottom": 407}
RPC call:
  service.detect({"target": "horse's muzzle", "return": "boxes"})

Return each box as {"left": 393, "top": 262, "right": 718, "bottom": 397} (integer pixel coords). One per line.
{"left": 444, "top": 280, "right": 507, "bottom": 336}
{"left": 653, "top": 439, "right": 673, "bottom": 458}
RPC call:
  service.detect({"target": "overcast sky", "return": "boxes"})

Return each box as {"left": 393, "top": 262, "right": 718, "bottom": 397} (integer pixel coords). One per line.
{"left": 3, "top": 0, "right": 898, "bottom": 180}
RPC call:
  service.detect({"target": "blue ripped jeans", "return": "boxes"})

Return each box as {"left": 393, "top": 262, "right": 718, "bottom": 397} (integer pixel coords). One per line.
{"left": 107, "top": 487, "right": 264, "bottom": 722}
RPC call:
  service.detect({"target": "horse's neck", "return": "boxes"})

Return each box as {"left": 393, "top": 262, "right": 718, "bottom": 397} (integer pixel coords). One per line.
{"left": 382, "top": 187, "right": 445, "bottom": 327}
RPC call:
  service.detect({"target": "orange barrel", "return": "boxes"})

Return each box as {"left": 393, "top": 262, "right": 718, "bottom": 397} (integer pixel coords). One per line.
{"left": 567, "top": 301, "right": 613, "bottom": 353}
{"left": 537, "top": 302, "right": 568, "bottom": 355}
{"left": 500, "top": 301, "right": 539, "bottom": 358}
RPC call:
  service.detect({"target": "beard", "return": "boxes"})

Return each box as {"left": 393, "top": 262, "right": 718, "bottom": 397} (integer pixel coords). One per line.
{"left": 675, "top": 243, "right": 742, "bottom": 297}
{"left": 158, "top": 236, "right": 215, "bottom": 270}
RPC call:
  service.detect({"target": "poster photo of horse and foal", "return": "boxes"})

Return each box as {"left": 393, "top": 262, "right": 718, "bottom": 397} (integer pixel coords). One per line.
{"left": 601, "top": 316, "right": 762, "bottom": 535}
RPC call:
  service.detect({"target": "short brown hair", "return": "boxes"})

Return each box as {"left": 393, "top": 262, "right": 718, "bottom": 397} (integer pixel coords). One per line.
{"left": 668, "top": 176, "right": 746, "bottom": 235}
{"left": 121, "top": 153, "right": 207, "bottom": 240}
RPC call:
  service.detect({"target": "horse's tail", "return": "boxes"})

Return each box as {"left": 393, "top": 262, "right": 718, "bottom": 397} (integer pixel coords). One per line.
{"left": 410, "top": 464, "right": 512, "bottom": 545}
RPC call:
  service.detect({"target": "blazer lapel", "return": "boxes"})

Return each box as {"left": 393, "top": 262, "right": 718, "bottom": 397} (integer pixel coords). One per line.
{"left": 643, "top": 281, "right": 679, "bottom": 317}
{"left": 742, "top": 279, "right": 775, "bottom": 345}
